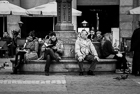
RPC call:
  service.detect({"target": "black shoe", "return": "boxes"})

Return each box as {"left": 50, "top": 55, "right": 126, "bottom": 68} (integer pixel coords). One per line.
{"left": 134, "top": 73, "right": 140, "bottom": 76}
{"left": 11, "top": 72, "right": 17, "bottom": 74}
{"left": 11, "top": 68, "right": 17, "bottom": 74}
{"left": 87, "top": 70, "right": 95, "bottom": 76}
{"left": 11, "top": 71, "right": 17, "bottom": 74}
{"left": 45, "top": 72, "right": 49, "bottom": 76}
{"left": 79, "top": 72, "right": 84, "bottom": 76}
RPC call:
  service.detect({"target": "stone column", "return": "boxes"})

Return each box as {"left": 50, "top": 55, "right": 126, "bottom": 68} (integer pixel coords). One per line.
{"left": 7, "top": 0, "right": 21, "bottom": 38}
{"left": 72, "top": 0, "right": 77, "bottom": 31}
{"left": 132, "top": 0, "right": 139, "bottom": 31}
{"left": 55, "top": 0, "right": 76, "bottom": 59}
{"left": 55, "top": 0, "right": 74, "bottom": 31}
{"left": 120, "top": 0, "right": 133, "bottom": 38}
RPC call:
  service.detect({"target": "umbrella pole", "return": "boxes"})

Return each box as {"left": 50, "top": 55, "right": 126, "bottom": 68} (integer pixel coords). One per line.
{"left": 53, "top": 16, "right": 55, "bottom": 31}
{"left": 3, "top": 16, "right": 5, "bottom": 37}
{"left": 96, "top": 13, "right": 99, "bottom": 31}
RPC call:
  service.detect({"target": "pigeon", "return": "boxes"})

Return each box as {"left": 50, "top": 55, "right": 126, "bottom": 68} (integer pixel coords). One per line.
{"left": 121, "top": 74, "right": 129, "bottom": 80}
{"left": 113, "top": 76, "right": 122, "bottom": 80}
{"left": 3, "top": 62, "right": 9, "bottom": 67}
{"left": 0, "top": 62, "right": 9, "bottom": 70}
{"left": 113, "top": 74, "right": 129, "bottom": 80}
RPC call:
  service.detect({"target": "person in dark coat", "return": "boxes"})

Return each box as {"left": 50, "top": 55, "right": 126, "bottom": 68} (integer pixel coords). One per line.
{"left": 130, "top": 21, "right": 140, "bottom": 76}
{"left": 101, "top": 33, "right": 127, "bottom": 73}
{"left": 88, "top": 27, "right": 96, "bottom": 42}
{"left": 94, "top": 31, "right": 103, "bottom": 42}
{"left": 11, "top": 30, "right": 21, "bottom": 56}
{"left": 41, "top": 32, "right": 64, "bottom": 76}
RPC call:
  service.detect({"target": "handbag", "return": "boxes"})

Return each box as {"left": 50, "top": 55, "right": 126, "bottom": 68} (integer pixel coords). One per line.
{"left": 25, "top": 52, "right": 38, "bottom": 61}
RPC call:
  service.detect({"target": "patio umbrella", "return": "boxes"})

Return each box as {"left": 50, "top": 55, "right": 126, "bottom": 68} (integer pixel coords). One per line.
{"left": 129, "top": 6, "right": 140, "bottom": 14}
{"left": 0, "top": 1, "right": 28, "bottom": 33}
{"left": 27, "top": 1, "right": 82, "bottom": 30}
{"left": 27, "top": 1, "right": 82, "bottom": 16}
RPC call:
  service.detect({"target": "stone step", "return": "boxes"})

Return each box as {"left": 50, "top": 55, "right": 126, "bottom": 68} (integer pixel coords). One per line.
{"left": 10, "top": 59, "right": 117, "bottom": 73}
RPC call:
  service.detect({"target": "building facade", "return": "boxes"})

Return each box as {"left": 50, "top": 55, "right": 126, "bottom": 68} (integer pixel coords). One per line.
{"left": 0, "top": 0, "right": 139, "bottom": 40}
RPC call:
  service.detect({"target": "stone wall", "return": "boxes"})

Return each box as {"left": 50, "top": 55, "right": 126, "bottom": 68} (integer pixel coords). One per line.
{"left": 77, "top": 0, "right": 119, "bottom": 5}
{"left": 3, "top": 0, "right": 21, "bottom": 38}
{"left": 72, "top": 0, "right": 77, "bottom": 31}
{"left": 3, "top": 0, "right": 140, "bottom": 38}
{"left": 119, "top": 0, "right": 135, "bottom": 38}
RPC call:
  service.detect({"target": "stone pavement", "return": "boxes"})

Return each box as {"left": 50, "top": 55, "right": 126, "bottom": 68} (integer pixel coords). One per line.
{"left": 0, "top": 57, "right": 140, "bottom": 94}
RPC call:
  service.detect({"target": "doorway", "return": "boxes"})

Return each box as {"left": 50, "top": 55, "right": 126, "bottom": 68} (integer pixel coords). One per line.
{"left": 21, "top": 17, "right": 56, "bottom": 38}
{"left": 0, "top": 17, "right": 7, "bottom": 37}
{"left": 77, "top": 5, "right": 119, "bottom": 34}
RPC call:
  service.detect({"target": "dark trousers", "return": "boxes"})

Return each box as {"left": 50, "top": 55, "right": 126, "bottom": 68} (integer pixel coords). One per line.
{"left": 13, "top": 51, "right": 26, "bottom": 73}
{"left": 132, "top": 51, "right": 140, "bottom": 75}
{"left": 8, "top": 45, "right": 15, "bottom": 57}
{"left": 78, "top": 55, "right": 98, "bottom": 72}
{"left": 114, "top": 53, "right": 127, "bottom": 70}
{"left": 44, "top": 48, "right": 60, "bottom": 72}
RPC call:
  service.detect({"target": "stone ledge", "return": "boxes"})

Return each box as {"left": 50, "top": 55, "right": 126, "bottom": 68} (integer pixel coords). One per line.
{"left": 10, "top": 58, "right": 117, "bottom": 72}
{"left": 10, "top": 58, "right": 117, "bottom": 64}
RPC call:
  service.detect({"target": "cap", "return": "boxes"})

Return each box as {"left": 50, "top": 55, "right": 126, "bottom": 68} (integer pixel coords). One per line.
{"left": 96, "top": 31, "right": 101, "bottom": 34}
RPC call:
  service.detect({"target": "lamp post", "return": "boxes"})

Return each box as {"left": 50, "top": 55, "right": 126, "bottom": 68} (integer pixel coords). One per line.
{"left": 96, "top": 13, "right": 99, "bottom": 31}
{"left": 82, "top": 20, "right": 88, "bottom": 27}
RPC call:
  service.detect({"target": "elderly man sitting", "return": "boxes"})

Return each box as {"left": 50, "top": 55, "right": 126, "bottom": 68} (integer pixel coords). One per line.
{"left": 75, "top": 29, "right": 99, "bottom": 76}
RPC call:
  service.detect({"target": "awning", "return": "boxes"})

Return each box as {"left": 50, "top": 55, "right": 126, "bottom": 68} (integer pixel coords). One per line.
{"left": 129, "top": 6, "right": 140, "bottom": 14}
{"left": 0, "top": 1, "right": 27, "bottom": 15}
{"left": 27, "top": 1, "right": 82, "bottom": 16}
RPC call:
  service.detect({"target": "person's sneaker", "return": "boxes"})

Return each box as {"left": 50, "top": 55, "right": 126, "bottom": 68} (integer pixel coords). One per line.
{"left": 87, "top": 70, "right": 95, "bottom": 76}
{"left": 45, "top": 72, "right": 49, "bottom": 76}
{"left": 11, "top": 68, "right": 17, "bottom": 74}
{"left": 11, "top": 72, "right": 17, "bottom": 74}
{"left": 58, "top": 56, "right": 61, "bottom": 60}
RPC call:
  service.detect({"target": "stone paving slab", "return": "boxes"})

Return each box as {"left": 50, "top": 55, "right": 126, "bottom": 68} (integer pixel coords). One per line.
{"left": 65, "top": 75, "right": 140, "bottom": 94}
{"left": 0, "top": 92, "right": 68, "bottom": 94}
{"left": 1, "top": 57, "right": 140, "bottom": 94}
{"left": 0, "top": 84, "right": 67, "bottom": 92}
{"left": 0, "top": 79, "right": 66, "bottom": 84}
{"left": 0, "top": 75, "right": 66, "bottom": 80}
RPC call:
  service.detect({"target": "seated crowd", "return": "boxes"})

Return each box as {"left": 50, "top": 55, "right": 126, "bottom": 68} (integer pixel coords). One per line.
{"left": 12, "top": 31, "right": 64, "bottom": 76}
{"left": 10, "top": 29, "right": 128, "bottom": 76}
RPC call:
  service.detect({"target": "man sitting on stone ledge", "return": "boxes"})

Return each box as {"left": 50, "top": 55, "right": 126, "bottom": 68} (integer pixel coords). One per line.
{"left": 38, "top": 32, "right": 64, "bottom": 76}
{"left": 75, "top": 29, "right": 99, "bottom": 76}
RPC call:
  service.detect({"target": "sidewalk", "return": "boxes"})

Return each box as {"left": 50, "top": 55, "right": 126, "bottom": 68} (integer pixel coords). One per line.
{"left": 0, "top": 57, "right": 140, "bottom": 94}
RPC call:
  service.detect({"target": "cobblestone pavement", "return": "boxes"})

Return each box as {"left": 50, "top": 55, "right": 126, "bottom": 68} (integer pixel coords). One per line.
{"left": 0, "top": 58, "right": 140, "bottom": 94}
{"left": 66, "top": 74, "right": 140, "bottom": 94}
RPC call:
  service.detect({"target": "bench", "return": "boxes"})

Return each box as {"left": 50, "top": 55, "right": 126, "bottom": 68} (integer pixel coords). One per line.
{"left": 10, "top": 58, "right": 117, "bottom": 73}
